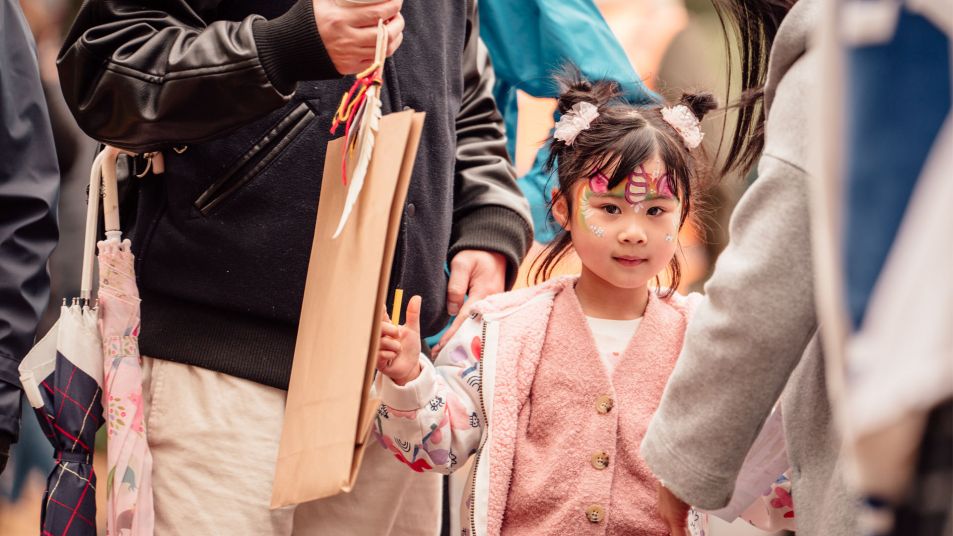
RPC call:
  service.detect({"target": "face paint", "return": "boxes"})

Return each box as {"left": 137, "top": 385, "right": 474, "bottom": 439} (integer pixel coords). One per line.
{"left": 589, "top": 173, "right": 609, "bottom": 194}
{"left": 579, "top": 158, "right": 679, "bottom": 240}
{"left": 577, "top": 180, "right": 619, "bottom": 239}
{"left": 623, "top": 164, "right": 675, "bottom": 205}
{"left": 577, "top": 183, "right": 599, "bottom": 237}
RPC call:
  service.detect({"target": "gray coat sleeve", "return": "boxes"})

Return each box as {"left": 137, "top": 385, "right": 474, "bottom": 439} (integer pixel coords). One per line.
{"left": 448, "top": 0, "right": 532, "bottom": 289}
{"left": 639, "top": 153, "right": 817, "bottom": 509}
{"left": 0, "top": 0, "right": 60, "bottom": 440}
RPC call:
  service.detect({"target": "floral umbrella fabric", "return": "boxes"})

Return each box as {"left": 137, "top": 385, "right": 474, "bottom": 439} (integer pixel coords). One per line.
{"left": 98, "top": 236, "right": 154, "bottom": 535}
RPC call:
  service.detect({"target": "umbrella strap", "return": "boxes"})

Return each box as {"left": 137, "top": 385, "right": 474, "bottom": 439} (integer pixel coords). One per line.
{"left": 57, "top": 451, "right": 93, "bottom": 465}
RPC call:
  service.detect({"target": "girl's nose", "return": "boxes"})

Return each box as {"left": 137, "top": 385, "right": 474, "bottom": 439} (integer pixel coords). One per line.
{"left": 618, "top": 220, "right": 647, "bottom": 244}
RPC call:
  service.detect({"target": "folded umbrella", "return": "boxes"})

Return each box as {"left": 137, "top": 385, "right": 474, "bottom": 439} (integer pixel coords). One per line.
{"left": 97, "top": 147, "right": 154, "bottom": 535}
{"left": 19, "top": 149, "right": 109, "bottom": 536}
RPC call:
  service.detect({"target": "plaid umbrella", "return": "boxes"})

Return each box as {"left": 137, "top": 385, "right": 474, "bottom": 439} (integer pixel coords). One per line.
{"left": 18, "top": 149, "right": 110, "bottom": 535}
{"left": 20, "top": 304, "right": 104, "bottom": 536}
{"left": 97, "top": 147, "right": 154, "bottom": 534}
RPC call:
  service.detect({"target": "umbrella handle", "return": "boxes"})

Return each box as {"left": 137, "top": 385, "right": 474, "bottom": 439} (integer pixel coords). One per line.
{"left": 80, "top": 150, "right": 107, "bottom": 301}
{"left": 102, "top": 147, "right": 122, "bottom": 236}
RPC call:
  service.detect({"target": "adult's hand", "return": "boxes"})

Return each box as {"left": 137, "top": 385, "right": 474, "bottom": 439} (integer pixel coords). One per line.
{"left": 657, "top": 482, "right": 691, "bottom": 536}
{"left": 432, "top": 250, "right": 506, "bottom": 357}
{"left": 313, "top": 0, "right": 405, "bottom": 75}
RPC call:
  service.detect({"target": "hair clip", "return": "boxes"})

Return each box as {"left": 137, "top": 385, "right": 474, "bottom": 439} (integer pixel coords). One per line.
{"left": 554, "top": 102, "right": 600, "bottom": 146}
{"left": 661, "top": 105, "right": 704, "bottom": 149}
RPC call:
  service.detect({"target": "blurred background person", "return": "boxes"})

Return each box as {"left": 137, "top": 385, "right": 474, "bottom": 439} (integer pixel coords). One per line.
{"left": 0, "top": 0, "right": 60, "bottom": 530}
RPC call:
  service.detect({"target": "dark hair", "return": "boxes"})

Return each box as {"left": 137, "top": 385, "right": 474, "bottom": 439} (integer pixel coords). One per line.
{"left": 531, "top": 71, "right": 717, "bottom": 296}
{"left": 713, "top": 0, "right": 796, "bottom": 175}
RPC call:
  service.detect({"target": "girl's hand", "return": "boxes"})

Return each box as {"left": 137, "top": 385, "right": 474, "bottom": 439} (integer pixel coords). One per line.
{"left": 377, "top": 295, "right": 423, "bottom": 386}
{"left": 657, "top": 482, "right": 690, "bottom": 536}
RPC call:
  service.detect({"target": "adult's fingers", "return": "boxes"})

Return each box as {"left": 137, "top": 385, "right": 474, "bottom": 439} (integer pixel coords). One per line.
{"left": 446, "top": 256, "right": 474, "bottom": 316}
{"left": 385, "top": 30, "right": 403, "bottom": 58}
{"left": 348, "top": 24, "right": 387, "bottom": 49}
{"left": 344, "top": 0, "right": 403, "bottom": 27}
{"left": 432, "top": 300, "right": 474, "bottom": 358}
{"left": 469, "top": 252, "right": 506, "bottom": 300}
{"left": 384, "top": 13, "right": 404, "bottom": 56}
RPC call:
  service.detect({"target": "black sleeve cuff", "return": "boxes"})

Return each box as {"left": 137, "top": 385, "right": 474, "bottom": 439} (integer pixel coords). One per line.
{"left": 252, "top": 0, "right": 340, "bottom": 94}
{"left": 448, "top": 206, "right": 533, "bottom": 290}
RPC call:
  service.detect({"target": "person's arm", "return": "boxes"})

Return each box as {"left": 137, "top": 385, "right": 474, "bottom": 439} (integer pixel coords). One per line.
{"left": 0, "top": 0, "right": 60, "bottom": 472}
{"left": 447, "top": 1, "right": 532, "bottom": 291}
{"left": 56, "top": 0, "right": 403, "bottom": 152}
{"left": 375, "top": 298, "right": 485, "bottom": 474}
{"left": 640, "top": 154, "right": 817, "bottom": 510}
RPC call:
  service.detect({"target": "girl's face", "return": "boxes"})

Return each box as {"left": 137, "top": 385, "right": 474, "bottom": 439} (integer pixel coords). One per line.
{"left": 559, "top": 154, "right": 681, "bottom": 291}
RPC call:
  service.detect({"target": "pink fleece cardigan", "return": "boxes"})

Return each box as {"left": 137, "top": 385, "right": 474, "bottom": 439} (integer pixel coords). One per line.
{"left": 375, "top": 276, "right": 699, "bottom": 535}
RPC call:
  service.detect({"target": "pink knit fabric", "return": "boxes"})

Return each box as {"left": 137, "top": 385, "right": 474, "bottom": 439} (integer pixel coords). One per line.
{"left": 475, "top": 279, "right": 699, "bottom": 534}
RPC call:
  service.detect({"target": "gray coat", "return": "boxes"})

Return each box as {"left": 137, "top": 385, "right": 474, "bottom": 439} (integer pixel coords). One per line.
{"left": 640, "top": 0, "right": 859, "bottom": 533}
{"left": 0, "top": 0, "right": 59, "bottom": 442}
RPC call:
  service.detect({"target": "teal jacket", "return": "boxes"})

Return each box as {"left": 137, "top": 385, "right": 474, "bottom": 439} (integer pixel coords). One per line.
{"left": 480, "top": 0, "right": 659, "bottom": 242}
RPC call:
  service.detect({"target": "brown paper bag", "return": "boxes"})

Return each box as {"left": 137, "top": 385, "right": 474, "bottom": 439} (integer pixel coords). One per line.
{"left": 270, "top": 110, "right": 426, "bottom": 508}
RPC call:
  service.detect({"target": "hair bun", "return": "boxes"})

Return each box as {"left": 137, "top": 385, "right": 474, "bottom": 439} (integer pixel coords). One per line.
{"left": 555, "top": 67, "right": 621, "bottom": 115}
{"left": 679, "top": 92, "right": 718, "bottom": 121}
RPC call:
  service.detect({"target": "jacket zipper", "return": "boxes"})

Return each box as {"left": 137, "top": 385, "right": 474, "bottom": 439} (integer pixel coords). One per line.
{"left": 470, "top": 317, "right": 488, "bottom": 536}
{"left": 193, "top": 103, "right": 314, "bottom": 215}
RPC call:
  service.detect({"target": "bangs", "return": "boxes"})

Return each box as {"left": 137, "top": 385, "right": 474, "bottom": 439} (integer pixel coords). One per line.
{"left": 596, "top": 125, "right": 684, "bottom": 200}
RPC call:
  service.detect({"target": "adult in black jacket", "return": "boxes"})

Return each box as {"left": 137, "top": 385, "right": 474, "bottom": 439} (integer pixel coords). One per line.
{"left": 58, "top": 0, "right": 531, "bottom": 533}
{"left": 0, "top": 0, "right": 60, "bottom": 478}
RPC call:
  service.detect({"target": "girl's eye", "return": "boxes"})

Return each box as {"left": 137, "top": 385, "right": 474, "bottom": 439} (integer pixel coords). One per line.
{"left": 646, "top": 206, "right": 666, "bottom": 216}
{"left": 601, "top": 204, "right": 623, "bottom": 215}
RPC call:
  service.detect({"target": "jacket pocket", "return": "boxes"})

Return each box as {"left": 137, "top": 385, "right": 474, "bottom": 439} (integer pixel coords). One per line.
{"left": 193, "top": 103, "right": 315, "bottom": 216}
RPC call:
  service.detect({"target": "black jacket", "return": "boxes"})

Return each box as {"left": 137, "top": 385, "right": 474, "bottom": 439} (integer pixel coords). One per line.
{"left": 0, "top": 0, "right": 60, "bottom": 443}
{"left": 58, "top": 0, "right": 532, "bottom": 389}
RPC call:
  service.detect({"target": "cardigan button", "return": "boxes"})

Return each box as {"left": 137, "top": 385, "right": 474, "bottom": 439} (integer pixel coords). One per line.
{"left": 595, "top": 395, "right": 614, "bottom": 414}
{"left": 585, "top": 504, "right": 606, "bottom": 524}
{"left": 591, "top": 452, "right": 609, "bottom": 470}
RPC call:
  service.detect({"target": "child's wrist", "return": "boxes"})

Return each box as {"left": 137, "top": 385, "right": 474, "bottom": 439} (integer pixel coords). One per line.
{"left": 391, "top": 360, "right": 422, "bottom": 386}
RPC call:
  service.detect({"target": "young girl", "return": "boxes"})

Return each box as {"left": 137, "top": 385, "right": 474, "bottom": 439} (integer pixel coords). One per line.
{"left": 373, "top": 76, "right": 715, "bottom": 535}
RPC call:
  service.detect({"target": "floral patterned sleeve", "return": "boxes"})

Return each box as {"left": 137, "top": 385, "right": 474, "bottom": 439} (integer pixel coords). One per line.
{"left": 738, "top": 471, "right": 796, "bottom": 531}
{"left": 373, "top": 316, "right": 486, "bottom": 475}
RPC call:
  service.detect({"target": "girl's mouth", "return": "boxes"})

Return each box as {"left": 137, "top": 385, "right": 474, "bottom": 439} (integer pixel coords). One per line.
{"left": 613, "top": 256, "right": 647, "bottom": 267}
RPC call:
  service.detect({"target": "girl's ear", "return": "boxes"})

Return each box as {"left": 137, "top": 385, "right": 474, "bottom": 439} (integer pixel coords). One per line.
{"left": 552, "top": 190, "right": 571, "bottom": 231}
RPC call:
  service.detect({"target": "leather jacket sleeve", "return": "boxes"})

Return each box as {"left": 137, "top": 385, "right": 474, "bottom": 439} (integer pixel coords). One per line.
{"left": 56, "top": 0, "right": 338, "bottom": 152}
{"left": 1, "top": 0, "right": 60, "bottom": 441}
{"left": 448, "top": 0, "right": 532, "bottom": 289}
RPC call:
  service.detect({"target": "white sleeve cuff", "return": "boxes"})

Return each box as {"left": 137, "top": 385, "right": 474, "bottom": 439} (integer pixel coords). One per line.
{"left": 379, "top": 353, "right": 440, "bottom": 411}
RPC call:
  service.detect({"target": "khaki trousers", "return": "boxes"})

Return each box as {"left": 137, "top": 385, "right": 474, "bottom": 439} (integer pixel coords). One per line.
{"left": 141, "top": 356, "right": 442, "bottom": 535}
